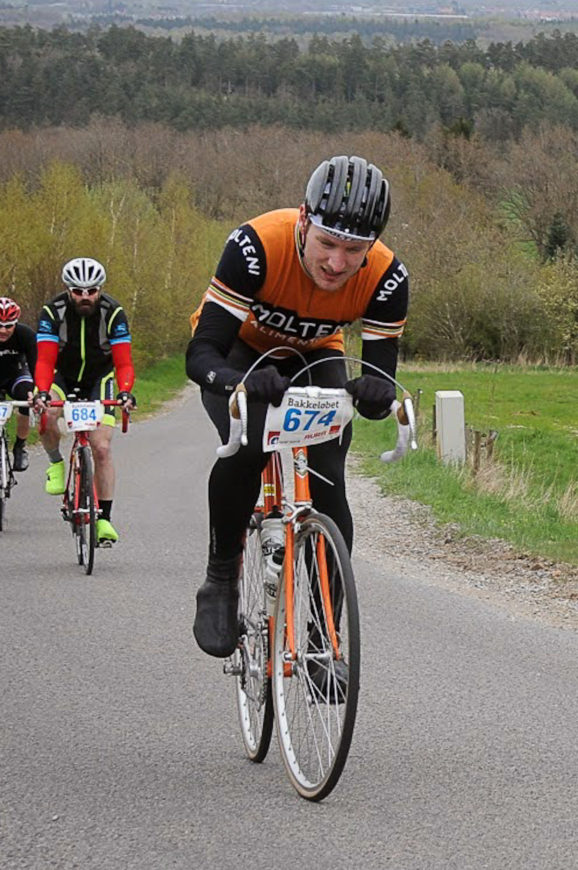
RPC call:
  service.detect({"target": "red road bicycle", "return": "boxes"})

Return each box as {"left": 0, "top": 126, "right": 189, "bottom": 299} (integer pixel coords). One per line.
{"left": 220, "top": 354, "right": 417, "bottom": 800}
{"left": 40, "top": 397, "right": 130, "bottom": 575}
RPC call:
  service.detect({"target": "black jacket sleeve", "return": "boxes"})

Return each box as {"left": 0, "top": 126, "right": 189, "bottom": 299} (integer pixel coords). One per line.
{"left": 361, "top": 255, "right": 409, "bottom": 382}
{"left": 186, "top": 223, "right": 266, "bottom": 395}
{"left": 186, "top": 302, "right": 247, "bottom": 395}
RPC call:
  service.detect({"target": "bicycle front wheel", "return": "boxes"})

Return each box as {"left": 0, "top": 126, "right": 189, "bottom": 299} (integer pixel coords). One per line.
{"left": 233, "top": 512, "right": 274, "bottom": 762}
{"left": 0, "top": 434, "right": 8, "bottom": 532}
{"left": 74, "top": 446, "right": 96, "bottom": 575}
{"left": 272, "top": 512, "right": 360, "bottom": 801}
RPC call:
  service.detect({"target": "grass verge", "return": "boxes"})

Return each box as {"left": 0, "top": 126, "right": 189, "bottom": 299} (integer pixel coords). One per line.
{"left": 134, "top": 354, "right": 189, "bottom": 416}
{"left": 352, "top": 362, "right": 578, "bottom": 566}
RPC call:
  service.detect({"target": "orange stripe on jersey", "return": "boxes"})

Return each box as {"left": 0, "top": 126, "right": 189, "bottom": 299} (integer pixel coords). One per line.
{"left": 207, "top": 279, "right": 252, "bottom": 318}
{"left": 190, "top": 279, "right": 252, "bottom": 336}
{"left": 362, "top": 318, "right": 407, "bottom": 340}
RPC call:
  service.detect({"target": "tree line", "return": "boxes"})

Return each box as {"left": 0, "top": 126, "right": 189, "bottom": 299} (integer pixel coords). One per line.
{"left": 132, "top": 13, "right": 481, "bottom": 45}
{"left": 0, "top": 26, "right": 578, "bottom": 139}
{"left": 1, "top": 121, "right": 575, "bottom": 367}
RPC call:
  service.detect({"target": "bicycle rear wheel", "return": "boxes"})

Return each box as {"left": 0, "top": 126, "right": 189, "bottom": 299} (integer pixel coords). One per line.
{"left": 233, "top": 512, "right": 274, "bottom": 762}
{"left": 272, "top": 512, "right": 360, "bottom": 801}
{"left": 73, "top": 446, "right": 96, "bottom": 575}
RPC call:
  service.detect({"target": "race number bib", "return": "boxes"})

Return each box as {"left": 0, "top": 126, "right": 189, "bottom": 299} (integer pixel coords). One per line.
{"left": 0, "top": 402, "right": 13, "bottom": 426}
{"left": 63, "top": 401, "right": 105, "bottom": 432}
{"left": 263, "top": 387, "right": 353, "bottom": 452}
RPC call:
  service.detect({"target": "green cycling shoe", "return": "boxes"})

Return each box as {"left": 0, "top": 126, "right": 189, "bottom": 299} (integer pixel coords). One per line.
{"left": 96, "top": 518, "right": 119, "bottom": 543}
{"left": 45, "top": 460, "right": 65, "bottom": 495}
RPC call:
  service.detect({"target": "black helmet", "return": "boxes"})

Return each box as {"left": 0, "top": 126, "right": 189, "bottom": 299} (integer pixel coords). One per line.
{"left": 305, "top": 155, "right": 391, "bottom": 241}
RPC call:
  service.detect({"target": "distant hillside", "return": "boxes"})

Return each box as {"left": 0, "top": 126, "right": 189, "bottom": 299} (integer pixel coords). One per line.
{"left": 0, "top": 24, "right": 576, "bottom": 141}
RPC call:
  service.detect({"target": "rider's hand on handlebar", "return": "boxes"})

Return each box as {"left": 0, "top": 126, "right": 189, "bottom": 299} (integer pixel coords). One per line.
{"left": 244, "top": 366, "right": 290, "bottom": 407}
{"left": 33, "top": 390, "right": 52, "bottom": 412}
{"left": 345, "top": 374, "right": 396, "bottom": 420}
{"left": 116, "top": 390, "right": 137, "bottom": 411}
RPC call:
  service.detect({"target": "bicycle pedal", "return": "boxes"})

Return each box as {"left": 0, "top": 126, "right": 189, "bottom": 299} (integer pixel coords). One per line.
{"left": 223, "top": 659, "right": 242, "bottom": 676}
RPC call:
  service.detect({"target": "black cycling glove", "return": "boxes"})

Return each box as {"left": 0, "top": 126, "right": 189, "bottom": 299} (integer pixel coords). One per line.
{"left": 244, "top": 366, "right": 290, "bottom": 407}
{"left": 116, "top": 390, "right": 137, "bottom": 408}
{"left": 345, "top": 375, "right": 396, "bottom": 420}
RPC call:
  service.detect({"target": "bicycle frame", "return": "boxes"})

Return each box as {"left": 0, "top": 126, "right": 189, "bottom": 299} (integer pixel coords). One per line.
{"left": 64, "top": 427, "right": 99, "bottom": 521}
{"left": 0, "top": 398, "right": 30, "bottom": 531}
{"left": 261, "top": 447, "right": 340, "bottom": 664}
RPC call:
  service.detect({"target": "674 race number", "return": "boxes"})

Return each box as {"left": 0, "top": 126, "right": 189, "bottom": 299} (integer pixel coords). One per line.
{"left": 262, "top": 387, "right": 353, "bottom": 451}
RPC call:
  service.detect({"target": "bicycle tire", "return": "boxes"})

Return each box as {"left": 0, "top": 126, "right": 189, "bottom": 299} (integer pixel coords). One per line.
{"left": 0, "top": 434, "right": 7, "bottom": 532}
{"left": 71, "top": 452, "right": 84, "bottom": 566}
{"left": 234, "top": 512, "right": 274, "bottom": 762}
{"left": 272, "top": 512, "right": 360, "bottom": 801}
{"left": 75, "top": 446, "right": 96, "bottom": 575}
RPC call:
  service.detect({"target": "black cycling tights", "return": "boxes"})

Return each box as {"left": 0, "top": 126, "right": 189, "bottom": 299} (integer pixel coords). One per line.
{"left": 202, "top": 343, "right": 353, "bottom": 562}
{"left": 0, "top": 376, "right": 33, "bottom": 416}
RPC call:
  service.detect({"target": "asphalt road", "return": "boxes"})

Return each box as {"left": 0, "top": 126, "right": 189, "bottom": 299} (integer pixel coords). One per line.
{"left": 3, "top": 387, "right": 578, "bottom": 870}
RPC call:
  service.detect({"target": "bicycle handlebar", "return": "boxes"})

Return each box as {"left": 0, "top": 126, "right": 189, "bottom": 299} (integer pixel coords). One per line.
{"left": 217, "top": 387, "right": 249, "bottom": 458}
{"left": 217, "top": 384, "right": 418, "bottom": 462}
{"left": 0, "top": 399, "right": 30, "bottom": 429}
{"left": 36, "top": 398, "right": 132, "bottom": 435}
{"left": 380, "top": 392, "right": 419, "bottom": 463}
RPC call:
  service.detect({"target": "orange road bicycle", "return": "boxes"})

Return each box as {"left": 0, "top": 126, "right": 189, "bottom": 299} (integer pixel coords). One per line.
{"left": 39, "top": 396, "right": 130, "bottom": 575}
{"left": 220, "top": 354, "right": 417, "bottom": 801}
{"left": 0, "top": 396, "right": 30, "bottom": 532}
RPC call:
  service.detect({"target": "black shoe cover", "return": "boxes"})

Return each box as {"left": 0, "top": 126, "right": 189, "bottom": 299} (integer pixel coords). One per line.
{"left": 193, "top": 576, "right": 239, "bottom": 658}
{"left": 12, "top": 445, "right": 29, "bottom": 472}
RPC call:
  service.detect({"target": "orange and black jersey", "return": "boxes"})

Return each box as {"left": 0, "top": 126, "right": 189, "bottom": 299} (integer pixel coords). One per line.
{"left": 187, "top": 209, "right": 409, "bottom": 394}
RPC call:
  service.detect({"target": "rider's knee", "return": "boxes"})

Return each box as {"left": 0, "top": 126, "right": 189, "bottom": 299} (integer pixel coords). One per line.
{"left": 90, "top": 440, "right": 112, "bottom": 464}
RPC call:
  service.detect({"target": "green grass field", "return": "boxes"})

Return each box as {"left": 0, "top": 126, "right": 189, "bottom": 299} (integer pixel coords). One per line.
{"left": 352, "top": 362, "right": 578, "bottom": 565}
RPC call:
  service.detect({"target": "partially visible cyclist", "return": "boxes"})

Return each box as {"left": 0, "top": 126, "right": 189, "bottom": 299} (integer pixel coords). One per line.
{"left": 186, "top": 154, "right": 409, "bottom": 658}
{"left": 0, "top": 296, "right": 36, "bottom": 471}
{"left": 33, "top": 258, "right": 136, "bottom": 543}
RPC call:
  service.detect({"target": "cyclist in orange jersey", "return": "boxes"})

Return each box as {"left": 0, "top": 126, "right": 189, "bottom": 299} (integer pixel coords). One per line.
{"left": 186, "top": 155, "right": 409, "bottom": 657}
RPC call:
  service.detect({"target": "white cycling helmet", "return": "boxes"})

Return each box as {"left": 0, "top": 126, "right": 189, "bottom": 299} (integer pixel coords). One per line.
{"left": 62, "top": 257, "right": 106, "bottom": 289}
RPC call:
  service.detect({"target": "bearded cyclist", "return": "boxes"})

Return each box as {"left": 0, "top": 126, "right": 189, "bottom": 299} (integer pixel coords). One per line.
{"left": 186, "top": 155, "right": 409, "bottom": 658}
{"left": 33, "top": 258, "right": 136, "bottom": 544}
{"left": 0, "top": 296, "right": 36, "bottom": 471}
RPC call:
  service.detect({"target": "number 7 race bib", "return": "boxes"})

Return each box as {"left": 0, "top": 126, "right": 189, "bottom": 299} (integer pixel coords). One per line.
{"left": 262, "top": 387, "right": 353, "bottom": 452}
{"left": 0, "top": 402, "right": 13, "bottom": 426}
